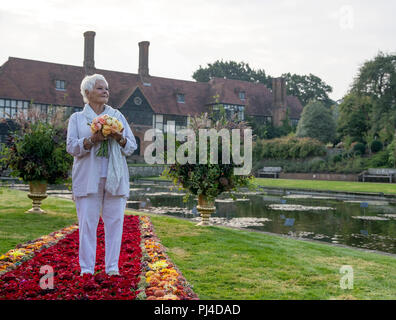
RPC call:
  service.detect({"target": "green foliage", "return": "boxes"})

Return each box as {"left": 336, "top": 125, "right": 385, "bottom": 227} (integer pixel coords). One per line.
{"left": 370, "top": 140, "right": 383, "bottom": 153}
{"left": 337, "top": 93, "right": 372, "bottom": 144}
{"left": 192, "top": 60, "right": 270, "bottom": 87}
{"left": 282, "top": 73, "right": 335, "bottom": 108}
{"left": 367, "top": 150, "right": 390, "bottom": 168}
{"left": 296, "top": 100, "right": 336, "bottom": 143}
{"left": 254, "top": 136, "right": 326, "bottom": 161}
{"left": 352, "top": 142, "right": 366, "bottom": 156}
{"left": 245, "top": 113, "right": 294, "bottom": 140}
{"left": 386, "top": 140, "right": 396, "bottom": 168}
{"left": 1, "top": 117, "right": 72, "bottom": 184}
{"left": 163, "top": 112, "right": 255, "bottom": 202}
{"left": 338, "top": 52, "right": 396, "bottom": 147}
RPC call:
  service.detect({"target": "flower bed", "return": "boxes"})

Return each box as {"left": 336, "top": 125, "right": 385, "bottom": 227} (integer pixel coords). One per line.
{"left": 0, "top": 215, "right": 198, "bottom": 300}
{"left": 138, "top": 216, "right": 199, "bottom": 300}
{"left": 0, "top": 225, "right": 79, "bottom": 275}
{"left": 0, "top": 215, "right": 141, "bottom": 300}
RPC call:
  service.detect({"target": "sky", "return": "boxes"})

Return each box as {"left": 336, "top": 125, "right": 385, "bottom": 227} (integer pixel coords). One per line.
{"left": 0, "top": 0, "right": 395, "bottom": 101}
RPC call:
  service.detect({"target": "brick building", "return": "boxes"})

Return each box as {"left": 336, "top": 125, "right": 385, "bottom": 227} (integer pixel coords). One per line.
{"left": 0, "top": 31, "right": 303, "bottom": 159}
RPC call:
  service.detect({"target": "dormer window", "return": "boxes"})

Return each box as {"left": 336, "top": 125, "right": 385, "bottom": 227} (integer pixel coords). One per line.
{"left": 55, "top": 80, "right": 66, "bottom": 90}
{"left": 176, "top": 93, "right": 185, "bottom": 103}
{"left": 239, "top": 91, "right": 246, "bottom": 100}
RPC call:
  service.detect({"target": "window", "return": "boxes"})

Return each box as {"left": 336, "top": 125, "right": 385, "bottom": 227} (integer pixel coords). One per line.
{"left": 223, "top": 104, "right": 244, "bottom": 121}
{"left": 239, "top": 91, "right": 246, "bottom": 100}
{"left": 5, "top": 99, "right": 11, "bottom": 118}
{"left": 0, "top": 99, "right": 4, "bottom": 118}
{"left": 176, "top": 93, "right": 185, "bottom": 103}
{"left": 55, "top": 80, "right": 66, "bottom": 90}
{"left": 238, "top": 106, "right": 244, "bottom": 120}
{"left": 154, "top": 114, "right": 163, "bottom": 130}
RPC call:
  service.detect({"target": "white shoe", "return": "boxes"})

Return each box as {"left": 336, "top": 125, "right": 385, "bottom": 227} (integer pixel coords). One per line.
{"left": 107, "top": 271, "right": 120, "bottom": 276}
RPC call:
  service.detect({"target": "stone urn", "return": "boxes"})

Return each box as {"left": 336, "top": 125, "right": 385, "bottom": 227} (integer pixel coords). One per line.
{"left": 196, "top": 194, "right": 216, "bottom": 226}
{"left": 25, "top": 181, "right": 48, "bottom": 214}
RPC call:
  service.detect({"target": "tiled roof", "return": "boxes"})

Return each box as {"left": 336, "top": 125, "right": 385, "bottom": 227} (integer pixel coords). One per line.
{"left": 0, "top": 57, "right": 303, "bottom": 118}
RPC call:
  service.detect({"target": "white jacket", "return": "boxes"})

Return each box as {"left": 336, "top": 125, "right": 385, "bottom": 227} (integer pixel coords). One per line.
{"left": 66, "top": 104, "right": 137, "bottom": 198}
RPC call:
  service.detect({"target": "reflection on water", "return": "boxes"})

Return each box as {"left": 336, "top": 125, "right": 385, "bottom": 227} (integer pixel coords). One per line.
{"left": 128, "top": 181, "right": 396, "bottom": 254}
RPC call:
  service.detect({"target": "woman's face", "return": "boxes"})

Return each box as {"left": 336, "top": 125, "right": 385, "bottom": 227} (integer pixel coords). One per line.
{"left": 86, "top": 80, "right": 109, "bottom": 105}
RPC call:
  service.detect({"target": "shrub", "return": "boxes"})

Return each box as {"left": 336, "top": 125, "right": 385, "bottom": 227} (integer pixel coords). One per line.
{"left": 0, "top": 110, "right": 72, "bottom": 184}
{"left": 370, "top": 140, "right": 383, "bottom": 153}
{"left": 352, "top": 142, "right": 366, "bottom": 156}
{"left": 296, "top": 100, "right": 336, "bottom": 143}
{"left": 256, "top": 136, "right": 326, "bottom": 160}
{"left": 368, "top": 150, "right": 389, "bottom": 167}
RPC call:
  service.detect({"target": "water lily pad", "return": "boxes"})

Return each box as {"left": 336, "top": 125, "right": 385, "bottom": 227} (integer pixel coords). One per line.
{"left": 192, "top": 217, "right": 271, "bottom": 228}
{"left": 351, "top": 216, "right": 389, "bottom": 221}
{"left": 268, "top": 204, "right": 335, "bottom": 211}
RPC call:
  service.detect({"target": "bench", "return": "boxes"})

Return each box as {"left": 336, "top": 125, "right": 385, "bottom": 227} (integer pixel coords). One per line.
{"left": 359, "top": 168, "right": 396, "bottom": 183}
{"left": 257, "top": 167, "right": 282, "bottom": 178}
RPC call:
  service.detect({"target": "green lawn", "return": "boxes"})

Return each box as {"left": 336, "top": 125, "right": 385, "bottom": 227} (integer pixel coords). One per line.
{"left": 1, "top": 187, "right": 396, "bottom": 299}
{"left": 0, "top": 188, "right": 78, "bottom": 254}
{"left": 254, "top": 178, "right": 396, "bottom": 195}
{"left": 143, "top": 175, "right": 396, "bottom": 195}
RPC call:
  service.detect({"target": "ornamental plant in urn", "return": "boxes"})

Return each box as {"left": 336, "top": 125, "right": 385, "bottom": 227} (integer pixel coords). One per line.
{"left": 163, "top": 101, "right": 254, "bottom": 226}
{"left": 0, "top": 109, "right": 73, "bottom": 213}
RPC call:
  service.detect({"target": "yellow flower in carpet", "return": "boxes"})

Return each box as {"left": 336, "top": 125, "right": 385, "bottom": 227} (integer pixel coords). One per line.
{"left": 145, "top": 270, "right": 155, "bottom": 277}
{"left": 162, "top": 268, "right": 178, "bottom": 276}
{"left": 151, "top": 260, "right": 168, "bottom": 270}
{"left": 54, "top": 233, "right": 64, "bottom": 238}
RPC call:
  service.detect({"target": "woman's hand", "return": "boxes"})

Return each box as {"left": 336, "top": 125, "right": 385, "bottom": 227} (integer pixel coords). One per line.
{"left": 91, "top": 130, "right": 106, "bottom": 143}
{"left": 109, "top": 128, "right": 124, "bottom": 143}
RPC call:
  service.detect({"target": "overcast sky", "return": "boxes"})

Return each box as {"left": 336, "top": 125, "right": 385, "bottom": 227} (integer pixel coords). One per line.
{"left": 0, "top": 0, "right": 395, "bottom": 101}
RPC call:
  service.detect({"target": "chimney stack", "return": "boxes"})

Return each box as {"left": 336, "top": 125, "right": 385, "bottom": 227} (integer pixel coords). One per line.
{"left": 272, "top": 77, "right": 287, "bottom": 126}
{"left": 138, "top": 41, "right": 150, "bottom": 78}
{"left": 83, "top": 31, "right": 96, "bottom": 75}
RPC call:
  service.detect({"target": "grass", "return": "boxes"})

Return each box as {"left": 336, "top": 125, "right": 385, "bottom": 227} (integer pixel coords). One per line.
{"left": 253, "top": 178, "right": 396, "bottom": 195}
{"left": 133, "top": 212, "right": 396, "bottom": 300}
{"left": 142, "top": 175, "right": 396, "bottom": 195}
{"left": 0, "top": 187, "right": 78, "bottom": 254}
{"left": 1, "top": 187, "right": 396, "bottom": 299}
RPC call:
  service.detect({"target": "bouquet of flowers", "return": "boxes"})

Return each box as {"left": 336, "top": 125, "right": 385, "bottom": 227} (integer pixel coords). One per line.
{"left": 88, "top": 114, "right": 123, "bottom": 158}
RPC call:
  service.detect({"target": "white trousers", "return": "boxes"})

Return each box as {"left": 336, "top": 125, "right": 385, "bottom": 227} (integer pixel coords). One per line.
{"left": 75, "top": 178, "right": 126, "bottom": 274}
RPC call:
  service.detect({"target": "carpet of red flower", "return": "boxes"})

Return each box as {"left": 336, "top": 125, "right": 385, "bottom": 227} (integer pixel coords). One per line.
{"left": 0, "top": 215, "right": 198, "bottom": 300}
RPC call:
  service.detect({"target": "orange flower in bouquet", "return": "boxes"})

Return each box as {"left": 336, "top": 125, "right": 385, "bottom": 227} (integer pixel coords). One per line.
{"left": 88, "top": 114, "right": 123, "bottom": 157}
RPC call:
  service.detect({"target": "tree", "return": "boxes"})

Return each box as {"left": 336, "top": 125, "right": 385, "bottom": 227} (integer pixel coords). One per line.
{"left": 296, "top": 100, "right": 336, "bottom": 143}
{"left": 350, "top": 51, "right": 396, "bottom": 144}
{"left": 337, "top": 93, "right": 372, "bottom": 145}
{"left": 192, "top": 60, "right": 271, "bottom": 87}
{"left": 281, "top": 73, "right": 335, "bottom": 108}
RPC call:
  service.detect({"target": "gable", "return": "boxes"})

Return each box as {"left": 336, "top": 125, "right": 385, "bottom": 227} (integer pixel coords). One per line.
{"left": 119, "top": 87, "right": 154, "bottom": 126}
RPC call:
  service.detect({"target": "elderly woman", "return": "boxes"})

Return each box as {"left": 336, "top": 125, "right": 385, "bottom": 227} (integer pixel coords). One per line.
{"left": 67, "top": 74, "right": 137, "bottom": 276}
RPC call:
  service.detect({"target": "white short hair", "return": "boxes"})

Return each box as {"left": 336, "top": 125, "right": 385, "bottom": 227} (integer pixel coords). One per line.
{"left": 80, "top": 74, "right": 109, "bottom": 104}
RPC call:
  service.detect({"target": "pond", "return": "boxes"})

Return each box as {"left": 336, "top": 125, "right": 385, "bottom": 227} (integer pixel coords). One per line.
{"left": 128, "top": 180, "right": 396, "bottom": 254}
